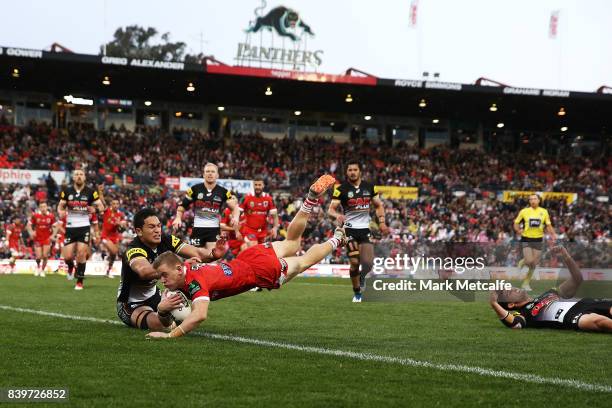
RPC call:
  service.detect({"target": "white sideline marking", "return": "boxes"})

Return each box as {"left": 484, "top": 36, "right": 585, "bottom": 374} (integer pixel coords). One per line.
{"left": 1, "top": 304, "right": 611, "bottom": 393}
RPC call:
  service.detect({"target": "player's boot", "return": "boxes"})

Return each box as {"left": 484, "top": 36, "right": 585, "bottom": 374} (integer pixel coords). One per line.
{"left": 520, "top": 282, "right": 532, "bottom": 291}
{"left": 352, "top": 293, "right": 362, "bottom": 303}
{"left": 40, "top": 269, "right": 46, "bottom": 278}
{"left": 308, "top": 174, "right": 336, "bottom": 200}
{"left": 74, "top": 282, "right": 84, "bottom": 290}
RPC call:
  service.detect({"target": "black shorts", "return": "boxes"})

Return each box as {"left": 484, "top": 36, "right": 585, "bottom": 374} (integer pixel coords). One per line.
{"left": 190, "top": 227, "right": 220, "bottom": 247}
{"left": 521, "top": 237, "right": 543, "bottom": 250}
{"left": 64, "top": 226, "right": 91, "bottom": 245}
{"left": 346, "top": 228, "right": 371, "bottom": 245}
{"left": 116, "top": 290, "right": 162, "bottom": 329}
{"left": 564, "top": 298, "right": 612, "bottom": 329}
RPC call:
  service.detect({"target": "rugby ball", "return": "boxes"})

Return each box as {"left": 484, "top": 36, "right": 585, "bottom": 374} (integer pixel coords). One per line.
{"left": 164, "top": 290, "right": 191, "bottom": 322}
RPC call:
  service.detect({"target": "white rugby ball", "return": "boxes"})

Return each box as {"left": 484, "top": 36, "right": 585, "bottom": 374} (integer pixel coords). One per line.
{"left": 164, "top": 290, "right": 192, "bottom": 322}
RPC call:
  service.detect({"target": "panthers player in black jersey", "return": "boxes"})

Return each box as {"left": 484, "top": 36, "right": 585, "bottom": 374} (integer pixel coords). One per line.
{"left": 490, "top": 246, "right": 611, "bottom": 332}
{"left": 172, "top": 163, "right": 241, "bottom": 250}
{"left": 117, "top": 208, "right": 227, "bottom": 330}
{"left": 57, "top": 169, "right": 105, "bottom": 290}
{"left": 328, "top": 160, "right": 388, "bottom": 302}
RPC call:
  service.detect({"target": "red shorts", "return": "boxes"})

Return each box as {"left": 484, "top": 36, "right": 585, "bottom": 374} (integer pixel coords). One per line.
{"left": 34, "top": 237, "right": 51, "bottom": 247}
{"left": 102, "top": 233, "right": 121, "bottom": 245}
{"left": 241, "top": 225, "right": 268, "bottom": 244}
{"left": 230, "top": 244, "right": 287, "bottom": 289}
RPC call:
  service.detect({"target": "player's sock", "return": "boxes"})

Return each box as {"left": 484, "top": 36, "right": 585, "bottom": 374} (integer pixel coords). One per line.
{"left": 300, "top": 198, "right": 319, "bottom": 214}
{"left": 326, "top": 237, "right": 341, "bottom": 250}
{"left": 353, "top": 286, "right": 361, "bottom": 295}
{"left": 66, "top": 259, "right": 75, "bottom": 276}
{"left": 35, "top": 259, "right": 41, "bottom": 268}
{"left": 76, "top": 262, "right": 86, "bottom": 283}
{"left": 517, "top": 258, "right": 525, "bottom": 270}
{"left": 360, "top": 263, "right": 372, "bottom": 289}
{"left": 107, "top": 254, "right": 116, "bottom": 273}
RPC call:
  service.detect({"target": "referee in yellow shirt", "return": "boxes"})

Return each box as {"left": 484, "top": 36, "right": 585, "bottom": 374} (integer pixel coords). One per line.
{"left": 513, "top": 194, "right": 557, "bottom": 291}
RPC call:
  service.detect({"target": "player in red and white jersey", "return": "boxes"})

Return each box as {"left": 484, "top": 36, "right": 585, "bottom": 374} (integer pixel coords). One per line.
{"left": 100, "top": 198, "right": 126, "bottom": 277}
{"left": 240, "top": 178, "right": 279, "bottom": 246}
{"left": 220, "top": 207, "right": 245, "bottom": 257}
{"left": 6, "top": 218, "right": 25, "bottom": 273}
{"left": 26, "top": 202, "right": 57, "bottom": 277}
{"left": 146, "top": 175, "right": 346, "bottom": 339}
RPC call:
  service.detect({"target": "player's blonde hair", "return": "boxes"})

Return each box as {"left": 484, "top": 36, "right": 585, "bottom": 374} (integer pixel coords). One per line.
{"left": 152, "top": 251, "right": 182, "bottom": 270}
{"left": 203, "top": 162, "right": 218, "bottom": 172}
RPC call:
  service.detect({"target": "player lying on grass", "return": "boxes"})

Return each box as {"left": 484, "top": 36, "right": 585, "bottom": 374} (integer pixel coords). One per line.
{"left": 490, "top": 246, "right": 611, "bottom": 332}
{"left": 116, "top": 208, "right": 227, "bottom": 331}
{"left": 146, "top": 175, "right": 346, "bottom": 339}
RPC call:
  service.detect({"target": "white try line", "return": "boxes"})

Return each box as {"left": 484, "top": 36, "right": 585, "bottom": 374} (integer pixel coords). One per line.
{"left": 1, "top": 304, "right": 610, "bottom": 394}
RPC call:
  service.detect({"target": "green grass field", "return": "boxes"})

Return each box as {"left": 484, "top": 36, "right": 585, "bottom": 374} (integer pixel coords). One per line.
{"left": 0, "top": 274, "right": 610, "bottom": 407}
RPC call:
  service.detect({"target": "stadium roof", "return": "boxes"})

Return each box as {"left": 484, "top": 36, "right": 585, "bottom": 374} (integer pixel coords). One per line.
{"left": 1, "top": 45, "right": 612, "bottom": 134}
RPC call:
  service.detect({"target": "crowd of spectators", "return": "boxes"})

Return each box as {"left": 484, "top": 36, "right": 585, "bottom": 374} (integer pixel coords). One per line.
{"left": 0, "top": 120, "right": 609, "bottom": 264}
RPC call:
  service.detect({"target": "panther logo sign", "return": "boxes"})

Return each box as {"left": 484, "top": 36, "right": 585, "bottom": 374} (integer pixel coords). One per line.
{"left": 246, "top": 6, "right": 314, "bottom": 42}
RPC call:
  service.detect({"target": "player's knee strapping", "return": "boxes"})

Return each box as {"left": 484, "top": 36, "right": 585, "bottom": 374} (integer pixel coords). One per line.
{"left": 136, "top": 311, "right": 152, "bottom": 330}
{"left": 347, "top": 240, "right": 360, "bottom": 259}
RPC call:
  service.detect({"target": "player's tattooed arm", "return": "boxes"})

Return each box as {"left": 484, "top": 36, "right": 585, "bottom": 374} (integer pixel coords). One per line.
{"left": 130, "top": 257, "right": 161, "bottom": 280}
{"left": 372, "top": 196, "right": 388, "bottom": 234}
{"left": 177, "top": 241, "right": 226, "bottom": 263}
{"left": 327, "top": 199, "right": 345, "bottom": 225}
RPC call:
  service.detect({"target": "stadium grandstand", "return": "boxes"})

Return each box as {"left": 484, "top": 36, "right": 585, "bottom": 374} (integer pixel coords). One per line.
{"left": 0, "top": 44, "right": 609, "bottom": 264}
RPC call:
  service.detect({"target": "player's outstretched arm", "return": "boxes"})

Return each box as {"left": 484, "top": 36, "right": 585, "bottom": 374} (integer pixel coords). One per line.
{"left": 130, "top": 258, "right": 161, "bottom": 280}
{"left": 327, "top": 199, "right": 345, "bottom": 225}
{"left": 146, "top": 299, "right": 209, "bottom": 339}
{"left": 554, "top": 246, "right": 583, "bottom": 298}
{"left": 178, "top": 237, "right": 228, "bottom": 263}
